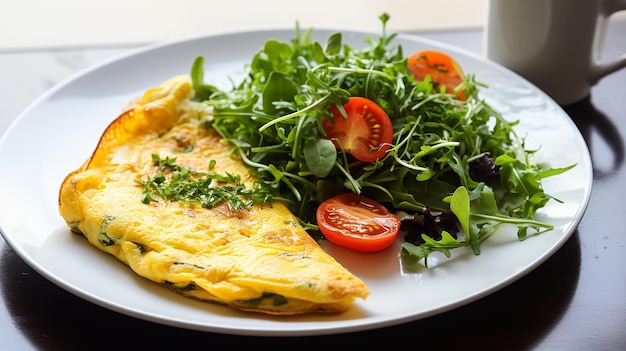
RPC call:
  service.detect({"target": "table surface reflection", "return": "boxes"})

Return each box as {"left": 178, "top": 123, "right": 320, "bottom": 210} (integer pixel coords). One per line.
{"left": 1, "top": 22, "right": 625, "bottom": 350}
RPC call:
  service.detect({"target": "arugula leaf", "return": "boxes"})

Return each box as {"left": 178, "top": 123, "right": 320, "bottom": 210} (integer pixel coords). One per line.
{"left": 401, "top": 231, "right": 463, "bottom": 270}
{"left": 303, "top": 138, "right": 337, "bottom": 178}
{"left": 401, "top": 183, "right": 557, "bottom": 270}
{"left": 190, "top": 56, "right": 218, "bottom": 101}
{"left": 262, "top": 72, "right": 299, "bottom": 115}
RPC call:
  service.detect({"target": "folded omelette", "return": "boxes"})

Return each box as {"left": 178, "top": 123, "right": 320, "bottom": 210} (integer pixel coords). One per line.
{"left": 58, "top": 75, "right": 369, "bottom": 315}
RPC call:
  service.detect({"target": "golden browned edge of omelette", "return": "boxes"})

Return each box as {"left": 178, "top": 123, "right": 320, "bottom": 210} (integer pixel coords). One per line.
{"left": 58, "top": 75, "right": 369, "bottom": 315}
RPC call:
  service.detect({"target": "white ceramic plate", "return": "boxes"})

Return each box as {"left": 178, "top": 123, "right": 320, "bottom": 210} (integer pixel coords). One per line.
{"left": 0, "top": 29, "right": 592, "bottom": 336}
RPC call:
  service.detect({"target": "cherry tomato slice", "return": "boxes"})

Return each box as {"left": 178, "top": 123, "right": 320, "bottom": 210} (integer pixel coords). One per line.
{"left": 407, "top": 50, "right": 466, "bottom": 100}
{"left": 316, "top": 193, "right": 400, "bottom": 252}
{"left": 321, "top": 97, "right": 393, "bottom": 162}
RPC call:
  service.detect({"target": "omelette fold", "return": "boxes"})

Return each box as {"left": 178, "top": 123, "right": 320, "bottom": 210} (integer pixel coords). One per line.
{"left": 58, "top": 75, "right": 369, "bottom": 315}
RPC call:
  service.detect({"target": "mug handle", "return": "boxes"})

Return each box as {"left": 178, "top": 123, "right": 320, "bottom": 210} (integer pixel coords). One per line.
{"left": 591, "top": 0, "right": 626, "bottom": 82}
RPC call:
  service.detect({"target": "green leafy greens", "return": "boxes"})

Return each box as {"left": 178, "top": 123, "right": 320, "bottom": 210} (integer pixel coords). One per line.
{"left": 190, "top": 14, "right": 575, "bottom": 270}
{"left": 136, "top": 154, "right": 272, "bottom": 211}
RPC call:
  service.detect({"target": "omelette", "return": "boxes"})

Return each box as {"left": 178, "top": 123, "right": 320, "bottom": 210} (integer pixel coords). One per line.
{"left": 58, "top": 75, "right": 369, "bottom": 314}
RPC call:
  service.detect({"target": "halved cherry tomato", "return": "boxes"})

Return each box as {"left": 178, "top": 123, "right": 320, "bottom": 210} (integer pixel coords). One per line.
{"left": 321, "top": 97, "right": 393, "bottom": 162}
{"left": 316, "top": 193, "right": 400, "bottom": 252}
{"left": 407, "top": 50, "right": 466, "bottom": 100}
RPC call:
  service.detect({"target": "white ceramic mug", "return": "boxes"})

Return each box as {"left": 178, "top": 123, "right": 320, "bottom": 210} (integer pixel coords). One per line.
{"left": 485, "top": 0, "right": 626, "bottom": 105}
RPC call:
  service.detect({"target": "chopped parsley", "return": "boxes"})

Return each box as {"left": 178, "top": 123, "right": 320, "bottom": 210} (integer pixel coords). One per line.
{"left": 97, "top": 215, "right": 117, "bottom": 246}
{"left": 171, "top": 136, "right": 194, "bottom": 153}
{"left": 136, "top": 154, "right": 272, "bottom": 210}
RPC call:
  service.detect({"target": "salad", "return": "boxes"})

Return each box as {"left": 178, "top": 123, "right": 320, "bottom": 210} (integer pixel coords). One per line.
{"left": 190, "top": 14, "right": 575, "bottom": 270}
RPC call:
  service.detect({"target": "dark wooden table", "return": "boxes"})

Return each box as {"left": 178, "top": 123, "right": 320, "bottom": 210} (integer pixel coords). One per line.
{"left": 1, "top": 21, "right": 625, "bottom": 350}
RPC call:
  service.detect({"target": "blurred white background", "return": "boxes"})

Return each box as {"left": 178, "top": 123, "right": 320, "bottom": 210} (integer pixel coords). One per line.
{"left": 1, "top": 0, "right": 487, "bottom": 50}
